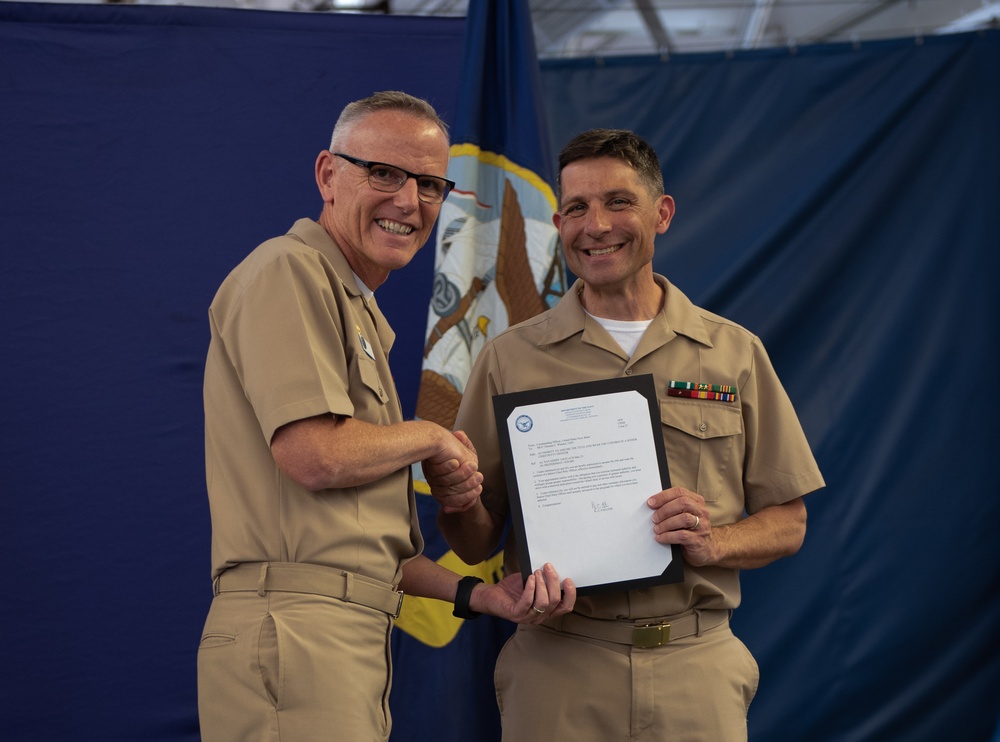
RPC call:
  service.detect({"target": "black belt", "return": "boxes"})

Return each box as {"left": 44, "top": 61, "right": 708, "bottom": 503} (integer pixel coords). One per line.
{"left": 543, "top": 609, "right": 730, "bottom": 648}
{"left": 213, "top": 562, "right": 404, "bottom": 619}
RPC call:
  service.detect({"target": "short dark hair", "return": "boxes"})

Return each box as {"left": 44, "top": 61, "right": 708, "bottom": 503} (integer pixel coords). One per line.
{"left": 557, "top": 128, "right": 664, "bottom": 199}
{"left": 329, "top": 90, "right": 449, "bottom": 150}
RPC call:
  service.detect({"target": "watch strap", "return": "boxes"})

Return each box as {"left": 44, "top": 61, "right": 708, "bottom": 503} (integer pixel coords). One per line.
{"left": 452, "top": 575, "right": 484, "bottom": 620}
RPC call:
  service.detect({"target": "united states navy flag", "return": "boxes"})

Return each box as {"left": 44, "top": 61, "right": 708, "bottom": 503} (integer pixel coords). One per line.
{"left": 389, "top": 1, "right": 564, "bottom": 739}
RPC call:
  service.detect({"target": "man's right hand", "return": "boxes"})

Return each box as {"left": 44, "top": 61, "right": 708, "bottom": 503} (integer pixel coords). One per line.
{"left": 422, "top": 429, "right": 483, "bottom": 513}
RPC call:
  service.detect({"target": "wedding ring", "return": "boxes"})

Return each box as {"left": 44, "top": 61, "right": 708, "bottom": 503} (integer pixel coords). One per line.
{"left": 690, "top": 515, "right": 701, "bottom": 530}
{"left": 531, "top": 606, "right": 545, "bottom": 615}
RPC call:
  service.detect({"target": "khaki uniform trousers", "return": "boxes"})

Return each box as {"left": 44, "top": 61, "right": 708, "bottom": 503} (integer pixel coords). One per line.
{"left": 495, "top": 614, "right": 758, "bottom": 742}
{"left": 198, "top": 590, "right": 394, "bottom": 742}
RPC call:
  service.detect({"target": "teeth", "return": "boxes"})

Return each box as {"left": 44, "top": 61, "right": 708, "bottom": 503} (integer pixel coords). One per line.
{"left": 377, "top": 219, "right": 413, "bottom": 235}
{"left": 588, "top": 245, "right": 620, "bottom": 256}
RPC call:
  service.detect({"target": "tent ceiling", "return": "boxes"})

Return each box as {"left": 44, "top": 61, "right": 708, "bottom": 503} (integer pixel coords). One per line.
{"left": 7, "top": 0, "right": 999, "bottom": 56}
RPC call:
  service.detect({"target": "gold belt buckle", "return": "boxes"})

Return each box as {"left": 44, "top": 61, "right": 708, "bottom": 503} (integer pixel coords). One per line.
{"left": 633, "top": 622, "right": 671, "bottom": 648}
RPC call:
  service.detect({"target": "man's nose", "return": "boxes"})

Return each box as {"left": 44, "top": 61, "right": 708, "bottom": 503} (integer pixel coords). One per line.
{"left": 585, "top": 207, "right": 611, "bottom": 234}
{"left": 392, "top": 177, "right": 421, "bottom": 209}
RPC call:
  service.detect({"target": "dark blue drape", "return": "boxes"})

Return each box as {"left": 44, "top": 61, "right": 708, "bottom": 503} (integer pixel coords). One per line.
{"left": 541, "top": 32, "right": 1000, "bottom": 742}
{"left": 2, "top": 1, "right": 998, "bottom": 738}
{"left": 0, "top": 4, "right": 462, "bottom": 740}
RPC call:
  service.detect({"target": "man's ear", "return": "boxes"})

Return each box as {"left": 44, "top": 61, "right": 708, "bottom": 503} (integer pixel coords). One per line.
{"left": 656, "top": 194, "right": 676, "bottom": 234}
{"left": 315, "top": 150, "right": 336, "bottom": 203}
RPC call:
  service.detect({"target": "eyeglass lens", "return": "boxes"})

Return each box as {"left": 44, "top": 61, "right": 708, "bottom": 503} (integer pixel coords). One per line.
{"left": 367, "top": 164, "right": 448, "bottom": 203}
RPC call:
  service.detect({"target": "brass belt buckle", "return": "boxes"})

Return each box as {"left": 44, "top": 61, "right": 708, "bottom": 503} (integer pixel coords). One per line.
{"left": 633, "top": 622, "right": 671, "bottom": 648}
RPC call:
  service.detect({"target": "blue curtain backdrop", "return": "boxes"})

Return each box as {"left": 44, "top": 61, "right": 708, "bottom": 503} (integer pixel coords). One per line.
{"left": 0, "top": 4, "right": 463, "bottom": 740}
{"left": 541, "top": 32, "right": 1000, "bottom": 742}
{"left": 1, "top": 2, "right": 998, "bottom": 739}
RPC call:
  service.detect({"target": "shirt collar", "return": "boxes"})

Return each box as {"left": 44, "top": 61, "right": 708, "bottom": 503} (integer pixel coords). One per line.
{"left": 286, "top": 218, "right": 394, "bottom": 349}
{"left": 541, "top": 275, "right": 714, "bottom": 350}
{"left": 286, "top": 217, "right": 366, "bottom": 299}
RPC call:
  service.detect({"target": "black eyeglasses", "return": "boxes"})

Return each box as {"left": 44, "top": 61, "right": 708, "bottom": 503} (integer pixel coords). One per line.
{"left": 334, "top": 152, "right": 455, "bottom": 204}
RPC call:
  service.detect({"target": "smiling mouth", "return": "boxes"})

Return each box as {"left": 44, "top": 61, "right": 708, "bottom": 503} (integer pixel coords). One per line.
{"left": 586, "top": 244, "right": 621, "bottom": 256}
{"left": 377, "top": 219, "right": 414, "bottom": 236}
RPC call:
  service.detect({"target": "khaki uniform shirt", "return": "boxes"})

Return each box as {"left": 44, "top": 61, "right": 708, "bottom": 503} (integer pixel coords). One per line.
{"left": 455, "top": 276, "right": 824, "bottom": 619}
{"left": 203, "top": 218, "right": 422, "bottom": 585}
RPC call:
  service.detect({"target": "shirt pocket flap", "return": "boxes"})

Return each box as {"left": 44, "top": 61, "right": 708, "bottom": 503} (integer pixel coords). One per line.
{"left": 354, "top": 355, "right": 389, "bottom": 404}
{"left": 660, "top": 399, "right": 743, "bottom": 441}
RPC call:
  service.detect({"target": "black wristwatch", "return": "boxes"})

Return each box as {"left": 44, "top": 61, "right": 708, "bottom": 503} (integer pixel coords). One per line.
{"left": 452, "top": 575, "right": 484, "bottom": 620}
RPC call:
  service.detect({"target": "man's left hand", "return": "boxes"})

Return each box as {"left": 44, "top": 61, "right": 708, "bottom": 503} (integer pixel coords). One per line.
{"left": 647, "top": 487, "right": 716, "bottom": 567}
{"left": 471, "top": 563, "right": 576, "bottom": 624}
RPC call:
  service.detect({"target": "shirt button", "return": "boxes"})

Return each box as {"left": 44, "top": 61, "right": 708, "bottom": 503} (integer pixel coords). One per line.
{"left": 699, "top": 423, "right": 707, "bottom": 432}
{"left": 624, "top": 368, "right": 633, "bottom": 375}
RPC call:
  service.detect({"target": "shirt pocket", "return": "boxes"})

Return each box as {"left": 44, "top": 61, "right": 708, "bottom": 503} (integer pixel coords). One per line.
{"left": 660, "top": 400, "right": 744, "bottom": 502}
{"left": 351, "top": 354, "right": 390, "bottom": 407}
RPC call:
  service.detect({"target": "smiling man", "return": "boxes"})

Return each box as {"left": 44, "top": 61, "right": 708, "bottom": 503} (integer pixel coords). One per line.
{"left": 197, "top": 91, "right": 573, "bottom": 742}
{"left": 431, "top": 128, "right": 825, "bottom": 741}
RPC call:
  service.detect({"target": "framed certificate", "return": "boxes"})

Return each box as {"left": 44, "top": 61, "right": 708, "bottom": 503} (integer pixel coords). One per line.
{"left": 492, "top": 373, "right": 683, "bottom": 595}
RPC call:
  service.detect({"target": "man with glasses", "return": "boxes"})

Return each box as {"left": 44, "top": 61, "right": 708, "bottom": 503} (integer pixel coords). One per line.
{"left": 197, "top": 91, "right": 574, "bottom": 742}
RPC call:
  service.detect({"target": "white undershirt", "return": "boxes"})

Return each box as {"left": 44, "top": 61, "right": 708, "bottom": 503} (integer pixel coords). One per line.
{"left": 587, "top": 311, "right": 652, "bottom": 357}
{"left": 353, "top": 271, "right": 374, "bottom": 299}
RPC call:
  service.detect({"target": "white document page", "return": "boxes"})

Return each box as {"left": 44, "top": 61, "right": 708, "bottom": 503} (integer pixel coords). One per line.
{"left": 504, "top": 388, "right": 674, "bottom": 588}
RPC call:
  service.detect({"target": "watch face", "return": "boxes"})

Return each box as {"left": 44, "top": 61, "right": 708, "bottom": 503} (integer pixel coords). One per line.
{"left": 515, "top": 414, "right": 533, "bottom": 433}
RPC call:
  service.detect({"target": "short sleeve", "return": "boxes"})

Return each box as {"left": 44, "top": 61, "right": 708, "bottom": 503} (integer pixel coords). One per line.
{"left": 212, "top": 243, "right": 354, "bottom": 443}
{"left": 740, "top": 337, "right": 825, "bottom": 513}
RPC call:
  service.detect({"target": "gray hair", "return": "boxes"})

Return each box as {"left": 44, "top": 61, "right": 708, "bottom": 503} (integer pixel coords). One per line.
{"left": 329, "top": 90, "right": 449, "bottom": 150}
